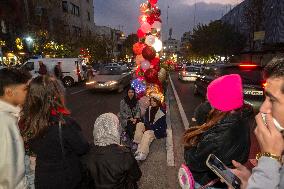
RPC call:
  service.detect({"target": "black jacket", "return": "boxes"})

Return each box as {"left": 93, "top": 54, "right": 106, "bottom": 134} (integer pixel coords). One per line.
{"left": 85, "top": 144, "right": 142, "bottom": 189}
{"left": 184, "top": 105, "right": 253, "bottom": 187}
{"left": 29, "top": 115, "right": 89, "bottom": 189}
{"left": 144, "top": 107, "right": 167, "bottom": 139}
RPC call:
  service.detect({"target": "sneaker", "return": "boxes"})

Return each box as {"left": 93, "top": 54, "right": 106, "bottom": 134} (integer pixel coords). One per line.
{"left": 132, "top": 143, "right": 138, "bottom": 150}
{"left": 135, "top": 152, "right": 147, "bottom": 161}
{"left": 134, "top": 150, "right": 139, "bottom": 156}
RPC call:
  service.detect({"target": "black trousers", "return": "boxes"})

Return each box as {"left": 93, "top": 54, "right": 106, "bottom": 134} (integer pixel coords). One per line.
{"left": 126, "top": 120, "right": 137, "bottom": 140}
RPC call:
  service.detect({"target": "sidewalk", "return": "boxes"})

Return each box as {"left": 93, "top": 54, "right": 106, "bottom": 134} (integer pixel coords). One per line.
{"left": 138, "top": 82, "right": 185, "bottom": 189}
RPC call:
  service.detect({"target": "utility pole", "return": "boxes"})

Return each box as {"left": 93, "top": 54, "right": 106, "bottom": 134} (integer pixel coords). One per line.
{"left": 23, "top": 0, "right": 30, "bottom": 27}
{"left": 193, "top": 0, "right": 196, "bottom": 28}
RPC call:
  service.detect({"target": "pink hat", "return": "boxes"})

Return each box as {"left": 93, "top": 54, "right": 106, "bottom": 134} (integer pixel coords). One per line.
{"left": 207, "top": 74, "right": 243, "bottom": 112}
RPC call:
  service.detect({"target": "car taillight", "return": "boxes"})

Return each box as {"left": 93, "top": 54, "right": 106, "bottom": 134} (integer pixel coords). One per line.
{"left": 262, "top": 81, "right": 267, "bottom": 88}
{"left": 239, "top": 64, "right": 258, "bottom": 68}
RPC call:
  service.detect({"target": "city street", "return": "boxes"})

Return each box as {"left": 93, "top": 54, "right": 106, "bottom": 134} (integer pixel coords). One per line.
{"left": 65, "top": 72, "right": 207, "bottom": 188}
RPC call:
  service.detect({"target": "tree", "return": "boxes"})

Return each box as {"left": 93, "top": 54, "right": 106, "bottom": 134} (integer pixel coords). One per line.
{"left": 118, "top": 34, "right": 138, "bottom": 61}
{"left": 190, "top": 21, "right": 246, "bottom": 61}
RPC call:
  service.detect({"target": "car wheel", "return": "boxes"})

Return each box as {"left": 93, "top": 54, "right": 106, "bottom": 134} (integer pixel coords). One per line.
{"left": 117, "top": 84, "right": 124, "bottom": 93}
{"left": 63, "top": 77, "right": 74, "bottom": 87}
{"left": 193, "top": 85, "right": 199, "bottom": 96}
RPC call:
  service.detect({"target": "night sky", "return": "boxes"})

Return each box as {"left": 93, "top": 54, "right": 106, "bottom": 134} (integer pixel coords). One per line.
{"left": 94, "top": 0, "right": 242, "bottom": 39}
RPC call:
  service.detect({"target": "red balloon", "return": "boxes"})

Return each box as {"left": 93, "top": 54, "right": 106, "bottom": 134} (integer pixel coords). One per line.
{"left": 137, "top": 29, "right": 146, "bottom": 38}
{"left": 142, "top": 46, "right": 156, "bottom": 61}
{"left": 144, "top": 68, "right": 159, "bottom": 83}
{"left": 133, "top": 42, "right": 146, "bottom": 55}
{"left": 149, "top": 0, "right": 158, "bottom": 5}
{"left": 150, "top": 57, "right": 160, "bottom": 67}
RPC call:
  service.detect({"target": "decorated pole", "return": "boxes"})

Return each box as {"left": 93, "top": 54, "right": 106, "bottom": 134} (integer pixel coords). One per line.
{"left": 131, "top": 0, "right": 166, "bottom": 102}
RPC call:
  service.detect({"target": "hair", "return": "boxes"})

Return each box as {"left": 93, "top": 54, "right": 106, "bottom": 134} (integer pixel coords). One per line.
{"left": 22, "top": 76, "right": 66, "bottom": 140}
{"left": 150, "top": 97, "right": 162, "bottom": 107}
{"left": 264, "top": 57, "right": 284, "bottom": 93}
{"left": 183, "top": 109, "right": 229, "bottom": 147}
{"left": 0, "top": 68, "right": 31, "bottom": 96}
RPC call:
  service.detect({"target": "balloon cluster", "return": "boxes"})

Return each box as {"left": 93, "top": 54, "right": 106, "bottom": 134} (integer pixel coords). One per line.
{"left": 132, "top": 0, "right": 165, "bottom": 101}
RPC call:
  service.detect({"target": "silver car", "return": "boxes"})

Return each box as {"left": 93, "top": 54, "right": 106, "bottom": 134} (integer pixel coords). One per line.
{"left": 178, "top": 66, "right": 201, "bottom": 82}
{"left": 85, "top": 66, "right": 132, "bottom": 92}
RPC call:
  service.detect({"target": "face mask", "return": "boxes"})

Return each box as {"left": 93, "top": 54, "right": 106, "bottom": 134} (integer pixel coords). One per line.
{"left": 261, "top": 113, "right": 284, "bottom": 132}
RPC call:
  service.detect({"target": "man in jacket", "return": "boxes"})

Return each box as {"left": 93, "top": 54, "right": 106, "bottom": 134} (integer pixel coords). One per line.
{"left": 0, "top": 68, "right": 31, "bottom": 189}
{"left": 229, "top": 58, "right": 284, "bottom": 189}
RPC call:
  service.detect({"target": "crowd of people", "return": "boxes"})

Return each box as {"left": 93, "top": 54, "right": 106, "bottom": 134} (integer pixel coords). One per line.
{"left": 0, "top": 57, "right": 283, "bottom": 189}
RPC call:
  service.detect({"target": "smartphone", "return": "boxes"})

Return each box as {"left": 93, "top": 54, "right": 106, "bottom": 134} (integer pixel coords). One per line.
{"left": 206, "top": 154, "right": 241, "bottom": 189}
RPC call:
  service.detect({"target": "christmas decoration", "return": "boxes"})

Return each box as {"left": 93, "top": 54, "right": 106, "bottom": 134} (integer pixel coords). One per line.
{"left": 137, "top": 29, "right": 146, "bottom": 39}
{"left": 142, "top": 46, "right": 156, "bottom": 61}
{"left": 132, "top": 0, "right": 165, "bottom": 102}
{"left": 131, "top": 78, "right": 146, "bottom": 94}
{"left": 133, "top": 42, "right": 146, "bottom": 55}
{"left": 141, "top": 60, "right": 151, "bottom": 71}
{"left": 144, "top": 68, "right": 159, "bottom": 83}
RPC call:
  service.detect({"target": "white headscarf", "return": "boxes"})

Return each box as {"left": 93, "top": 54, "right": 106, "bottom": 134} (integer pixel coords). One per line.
{"left": 93, "top": 113, "right": 120, "bottom": 146}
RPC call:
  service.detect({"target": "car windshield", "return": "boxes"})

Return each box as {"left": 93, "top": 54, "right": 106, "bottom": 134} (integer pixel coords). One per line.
{"left": 98, "top": 67, "right": 122, "bottom": 75}
{"left": 223, "top": 66, "right": 263, "bottom": 85}
{"left": 186, "top": 67, "right": 200, "bottom": 72}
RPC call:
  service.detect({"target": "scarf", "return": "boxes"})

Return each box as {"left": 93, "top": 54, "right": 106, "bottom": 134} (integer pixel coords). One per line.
{"left": 149, "top": 106, "right": 159, "bottom": 124}
{"left": 93, "top": 113, "right": 120, "bottom": 146}
{"left": 124, "top": 96, "right": 138, "bottom": 109}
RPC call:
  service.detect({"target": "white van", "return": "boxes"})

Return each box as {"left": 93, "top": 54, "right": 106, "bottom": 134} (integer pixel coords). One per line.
{"left": 22, "top": 58, "right": 84, "bottom": 87}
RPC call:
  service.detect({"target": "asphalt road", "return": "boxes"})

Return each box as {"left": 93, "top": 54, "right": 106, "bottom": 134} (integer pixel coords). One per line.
{"left": 64, "top": 72, "right": 259, "bottom": 189}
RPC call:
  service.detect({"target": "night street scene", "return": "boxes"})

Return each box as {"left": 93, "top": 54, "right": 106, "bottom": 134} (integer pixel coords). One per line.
{"left": 1, "top": 0, "right": 284, "bottom": 189}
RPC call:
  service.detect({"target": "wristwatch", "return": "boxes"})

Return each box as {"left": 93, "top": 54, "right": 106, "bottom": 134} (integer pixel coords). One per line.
{"left": 256, "top": 152, "right": 282, "bottom": 163}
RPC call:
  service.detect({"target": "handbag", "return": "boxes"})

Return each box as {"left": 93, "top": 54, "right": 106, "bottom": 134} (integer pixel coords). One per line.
{"left": 178, "top": 163, "right": 219, "bottom": 189}
{"left": 58, "top": 120, "right": 94, "bottom": 189}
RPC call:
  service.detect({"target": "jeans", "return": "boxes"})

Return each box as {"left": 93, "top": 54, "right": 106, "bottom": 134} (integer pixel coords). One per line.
{"left": 24, "top": 155, "right": 35, "bottom": 189}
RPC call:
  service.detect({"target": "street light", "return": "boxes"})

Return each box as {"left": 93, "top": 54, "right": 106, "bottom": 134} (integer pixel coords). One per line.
{"left": 25, "top": 36, "right": 33, "bottom": 43}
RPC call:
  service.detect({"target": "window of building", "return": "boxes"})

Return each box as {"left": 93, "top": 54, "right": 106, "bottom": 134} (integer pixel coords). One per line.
{"left": 73, "top": 26, "right": 81, "bottom": 37}
{"left": 87, "top": 11, "right": 90, "bottom": 21}
{"left": 71, "top": 3, "right": 80, "bottom": 16}
{"left": 62, "top": 1, "right": 68, "bottom": 12}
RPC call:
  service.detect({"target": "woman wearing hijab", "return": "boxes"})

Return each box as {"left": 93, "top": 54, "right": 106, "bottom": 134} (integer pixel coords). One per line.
{"left": 120, "top": 88, "right": 141, "bottom": 146}
{"left": 86, "top": 113, "right": 142, "bottom": 189}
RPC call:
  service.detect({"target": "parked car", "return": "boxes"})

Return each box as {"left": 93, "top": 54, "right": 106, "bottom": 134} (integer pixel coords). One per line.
{"left": 194, "top": 63, "right": 265, "bottom": 110}
{"left": 85, "top": 66, "right": 132, "bottom": 92}
{"left": 178, "top": 66, "right": 201, "bottom": 81}
{"left": 21, "top": 58, "right": 84, "bottom": 87}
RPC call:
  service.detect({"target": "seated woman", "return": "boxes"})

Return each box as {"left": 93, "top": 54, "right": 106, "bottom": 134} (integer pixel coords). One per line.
{"left": 120, "top": 87, "right": 141, "bottom": 146}
{"left": 183, "top": 74, "right": 254, "bottom": 189}
{"left": 133, "top": 93, "right": 167, "bottom": 161}
{"left": 86, "top": 113, "right": 142, "bottom": 189}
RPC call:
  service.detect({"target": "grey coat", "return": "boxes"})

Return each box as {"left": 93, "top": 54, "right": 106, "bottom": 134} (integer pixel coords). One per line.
{"left": 119, "top": 99, "right": 141, "bottom": 130}
{"left": 247, "top": 156, "right": 284, "bottom": 189}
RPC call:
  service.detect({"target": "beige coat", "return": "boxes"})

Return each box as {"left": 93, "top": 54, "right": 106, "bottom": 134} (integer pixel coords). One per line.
{"left": 0, "top": 100, "right": 26, "bottom": 189}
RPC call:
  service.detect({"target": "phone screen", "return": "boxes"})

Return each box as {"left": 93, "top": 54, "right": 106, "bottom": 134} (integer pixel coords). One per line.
{"left": 206, "top": 154, "right": 241, "bottom": 189}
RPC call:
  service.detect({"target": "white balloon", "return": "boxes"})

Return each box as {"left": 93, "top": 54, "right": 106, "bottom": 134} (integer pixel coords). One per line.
{"left": 153, "top": 39, "right": 162, "bottom": 52}
{"left": 141, "top": 60, "right": 151, "bottom": 70}
{"left": 145, "top": 35, "right": 156, "bottom": 46}
{"left": 141, "top": 22, "right": 151, "bottom": 33}
{"left": 152, "top": 21, "right": 162, "bottom": 31}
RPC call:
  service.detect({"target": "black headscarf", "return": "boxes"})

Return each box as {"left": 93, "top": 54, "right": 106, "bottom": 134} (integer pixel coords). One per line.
{"left": 124, "top": 87, "right": 138, "bottom": 109}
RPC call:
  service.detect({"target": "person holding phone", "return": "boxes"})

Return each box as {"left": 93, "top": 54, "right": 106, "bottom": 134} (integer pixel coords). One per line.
{"left": 183, "top": 74, "right": 254, "bottom": 188}
{"left": 228, "top": 58, "right": 284, "bottom": 189}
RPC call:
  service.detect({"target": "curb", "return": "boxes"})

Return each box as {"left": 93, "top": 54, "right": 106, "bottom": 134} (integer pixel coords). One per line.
{"left": 169, "top": 75, "right": 189, "bottom": 130}
{"left": 166, "top": 89, "right": 175, "bottom": 167}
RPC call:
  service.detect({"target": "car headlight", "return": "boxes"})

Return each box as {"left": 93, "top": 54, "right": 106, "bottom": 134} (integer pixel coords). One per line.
{"left": 105, "top": 81, "right": 118, "bottom": 86}
{"left": 86, "top": 80, "right": 96, "bottom": 85}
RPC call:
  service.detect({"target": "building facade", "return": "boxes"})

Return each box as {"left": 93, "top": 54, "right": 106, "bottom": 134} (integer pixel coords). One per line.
{"left": 221, "top": 0, "right": 284, "bottom": 52}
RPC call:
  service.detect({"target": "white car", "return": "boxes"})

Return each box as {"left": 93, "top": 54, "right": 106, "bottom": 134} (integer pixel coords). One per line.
{"left": 178, "top": 66, "right": 201, "bottom": 82}
{"left": 86, "top": 66, "right": 132, "bottom": 92}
